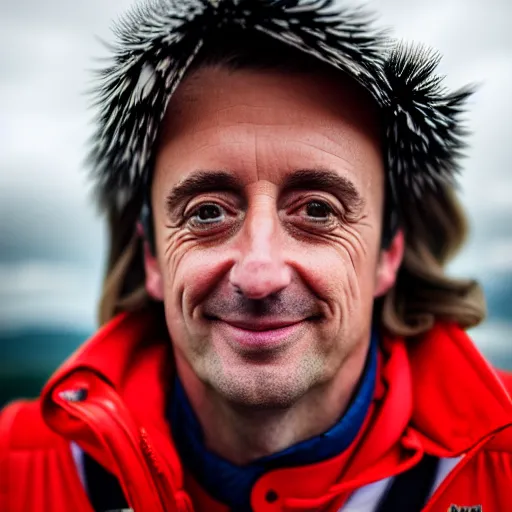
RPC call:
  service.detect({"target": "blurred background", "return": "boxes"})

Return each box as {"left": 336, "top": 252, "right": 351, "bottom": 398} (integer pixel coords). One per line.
{"left": 0, "top": 0, "right": 511, "bottom": 407}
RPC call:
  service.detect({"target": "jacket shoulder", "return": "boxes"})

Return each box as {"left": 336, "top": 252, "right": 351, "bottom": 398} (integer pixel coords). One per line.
{"left": 495, "top": 368, "right": 512, "bottom": 397}
{"left": 0, "top": 399, "right": 80, "bottom": 511}
{"left": 0, "top": 398, "right": 63, "bottom": 451}
{"left": 481, "top": 369, "right": 512, "bottom": 452}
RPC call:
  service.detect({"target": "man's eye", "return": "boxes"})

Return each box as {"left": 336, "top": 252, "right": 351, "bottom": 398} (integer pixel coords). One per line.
{"left": 304, "top": 201, "right": 332, "bottom": 220}
{"left": 190, "top": 204, "right": 225, "bottom": 224}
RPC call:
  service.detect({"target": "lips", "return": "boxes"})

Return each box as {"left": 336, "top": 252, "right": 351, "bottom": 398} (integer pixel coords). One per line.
{"left": 218, "top": 318, "right": 304, "bottom": 332}
{"left": 210, "top": 317, "right": 308, "bottom": 351}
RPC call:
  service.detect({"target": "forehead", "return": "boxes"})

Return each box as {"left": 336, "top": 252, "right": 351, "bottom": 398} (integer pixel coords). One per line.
{"left": 154, "top": 66, "right": 383, "bottom": 191}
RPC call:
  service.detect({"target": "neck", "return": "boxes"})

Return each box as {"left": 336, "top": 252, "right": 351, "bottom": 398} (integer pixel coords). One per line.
{"left": 175, "top": 342, "right": 370, "bottom": 465}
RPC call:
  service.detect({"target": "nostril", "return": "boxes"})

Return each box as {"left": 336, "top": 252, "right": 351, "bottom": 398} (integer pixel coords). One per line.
{"left": 229, "top": 259, "right": 291, "bottom": 300}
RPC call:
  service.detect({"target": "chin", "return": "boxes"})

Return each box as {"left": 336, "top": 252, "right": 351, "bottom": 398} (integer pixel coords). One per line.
{"left": 205, "top": 357, "right": 325, "bottom": 410}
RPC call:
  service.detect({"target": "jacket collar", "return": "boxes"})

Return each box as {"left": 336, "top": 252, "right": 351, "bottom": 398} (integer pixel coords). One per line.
{"left": 43, "top": 309, "right": 171, "bottom": 431}
{"left": 406, "top": 322, "right": 512, "bottom": 456}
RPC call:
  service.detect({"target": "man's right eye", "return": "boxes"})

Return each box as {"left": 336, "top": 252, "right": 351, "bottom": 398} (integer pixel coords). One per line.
{"left": 189, "top": 203, "right": 226, "bottom": 225}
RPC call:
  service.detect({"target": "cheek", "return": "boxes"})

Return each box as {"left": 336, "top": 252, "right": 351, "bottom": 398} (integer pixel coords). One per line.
{"left": 161, "top": 232, "right": 233, "bottom": 315}
{"left": 159, "top": 230, "right": 196, "bottom": 308}
{"left": 299, "top": 227, "right": 380, "bottom": 310}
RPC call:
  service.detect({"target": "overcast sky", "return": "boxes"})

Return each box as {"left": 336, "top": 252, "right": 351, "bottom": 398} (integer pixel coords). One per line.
{"left": 0, "top": 0, "right": 511, "bottom": 351}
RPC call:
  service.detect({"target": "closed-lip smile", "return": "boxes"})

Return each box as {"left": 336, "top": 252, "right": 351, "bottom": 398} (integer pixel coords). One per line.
{"left": 210, "top": 317, "right": 308, "bottom": 351}
{"left": 218, "top": 318, "right": 303, "bottom": 331}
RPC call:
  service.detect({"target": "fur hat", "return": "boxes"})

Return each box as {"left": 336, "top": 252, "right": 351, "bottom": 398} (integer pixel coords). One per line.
{"left": 88, "top": 0, "right": 473, "bottom": 224}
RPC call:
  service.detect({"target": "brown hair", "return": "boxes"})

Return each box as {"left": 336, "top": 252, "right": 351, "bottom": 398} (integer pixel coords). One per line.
{"left": 97, "top": 32, "right": 486, "bottom": 334}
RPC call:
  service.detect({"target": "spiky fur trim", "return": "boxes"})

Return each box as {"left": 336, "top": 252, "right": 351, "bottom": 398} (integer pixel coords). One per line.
{"left": 383, "top": 44, "right": 473, "bottom": 202}
{"left": 88, "top": 0, "right": 473, "bottom": 214}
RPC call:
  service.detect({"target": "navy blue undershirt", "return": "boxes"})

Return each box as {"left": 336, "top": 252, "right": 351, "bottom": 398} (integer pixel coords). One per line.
{"left": 170, "top": 331, "right": 378, "bottom": 511}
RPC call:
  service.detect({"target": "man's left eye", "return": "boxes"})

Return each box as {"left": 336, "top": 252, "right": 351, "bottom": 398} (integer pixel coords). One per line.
{"left": 305, "top": 201, "right": 332, "bottom": 220}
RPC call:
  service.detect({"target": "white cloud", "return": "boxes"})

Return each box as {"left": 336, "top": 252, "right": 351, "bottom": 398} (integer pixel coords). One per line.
{"left": 0, "top": 261, "right": 101, "bottom": 331}
{"left": 469, "top": 320, "right": 512, "bottom": 359}
{"left": 450, "top": 237, "right": 512, "bottom": 275}
{"left": 485, "top": 240, "right": 512, "bottom": 272}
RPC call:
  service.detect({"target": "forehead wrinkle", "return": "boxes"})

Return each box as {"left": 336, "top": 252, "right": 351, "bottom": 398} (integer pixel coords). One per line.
{"left": 165, "top": 115, "right": 367, "bottom": 144}
{"left": 156, "top": 132, "right": 377, "bottom": 206}
{"left": 163, "top": 127, "right": 367, "bottom": 175}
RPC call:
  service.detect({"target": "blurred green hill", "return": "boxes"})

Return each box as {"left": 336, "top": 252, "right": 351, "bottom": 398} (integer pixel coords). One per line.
{"left": 0, "top": 328, "right": 90, "bottom": 407}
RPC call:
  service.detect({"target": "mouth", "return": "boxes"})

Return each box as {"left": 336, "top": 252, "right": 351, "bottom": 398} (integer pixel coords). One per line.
{"left": 217, "top": 318, "right": 304, "bottom": 331}
{"left": 207, "top": 316, "right": 314, "bottom": 351}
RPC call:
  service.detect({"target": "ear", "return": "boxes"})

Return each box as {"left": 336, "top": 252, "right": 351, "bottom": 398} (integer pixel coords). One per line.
{"left": 374, "top": 230, "right": 405, "bottom": 298}
{"left": 138, "top": 222, "right": 164, "bottom": 301}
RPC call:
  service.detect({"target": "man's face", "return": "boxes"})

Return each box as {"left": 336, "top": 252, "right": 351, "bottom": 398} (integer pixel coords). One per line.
{"left": 146, "top": 66, "right": 402, "bottom": 408}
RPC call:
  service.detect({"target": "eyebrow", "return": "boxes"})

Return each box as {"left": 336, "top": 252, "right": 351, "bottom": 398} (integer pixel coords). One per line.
{"left": 283, "top": 169, "right": 365, "bottom": 212}
{"left": 165, "top": 170, "right": 242, "bottom": 213}
{"left": 164, "top": 168, "right": 364, "bottom": 215}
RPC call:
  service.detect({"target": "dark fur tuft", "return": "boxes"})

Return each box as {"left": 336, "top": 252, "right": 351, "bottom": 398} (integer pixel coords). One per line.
{"left": 383, "top": 43, "right": 474, "bottom": 205}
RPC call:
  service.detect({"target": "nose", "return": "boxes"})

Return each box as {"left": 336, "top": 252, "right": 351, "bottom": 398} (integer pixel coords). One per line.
{"left": 229, "top": 207, "right": 291, "bottom": 300}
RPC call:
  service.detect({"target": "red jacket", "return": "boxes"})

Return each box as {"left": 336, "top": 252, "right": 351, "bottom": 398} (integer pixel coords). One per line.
{"left": 1, "top": 310, "right": 512, "bottom": 511}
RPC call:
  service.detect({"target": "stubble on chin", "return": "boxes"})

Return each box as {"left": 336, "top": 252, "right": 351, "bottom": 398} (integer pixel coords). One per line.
{"left": 200, "top": 348, "right": 327, "bottom": 410}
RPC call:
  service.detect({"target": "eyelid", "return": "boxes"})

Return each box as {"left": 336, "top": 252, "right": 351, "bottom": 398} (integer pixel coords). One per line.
{"left": 284, "top": 192, "right": 340, "bottom": 214}
{"left": 183, "top": 193, "right": 242, "bottom": 217}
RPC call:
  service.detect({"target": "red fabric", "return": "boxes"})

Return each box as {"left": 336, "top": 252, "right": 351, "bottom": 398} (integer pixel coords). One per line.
{"left": 1, "top": 310, "right": 512, "bottom": 512}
